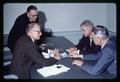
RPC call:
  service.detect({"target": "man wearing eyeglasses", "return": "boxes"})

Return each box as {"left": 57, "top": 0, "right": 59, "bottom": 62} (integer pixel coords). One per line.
{"left": 67, "top": 20, "right": 101, "bottom": 56}
{"left": 72, "top": 26, "right": 116, "bottom": 76}
{"left": 8, "top": 5, "right": 39, "bottom": 53}
{"left": 10, "top": 23, "right": 60, "bottom": 79}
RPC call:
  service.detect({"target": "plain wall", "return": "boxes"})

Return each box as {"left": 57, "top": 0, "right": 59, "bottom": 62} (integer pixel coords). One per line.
{"left": 106, "top": 3, "right": 116, "bottom": 33}
{"left": 4, "top": 3, "right": 116, "bottom": 34}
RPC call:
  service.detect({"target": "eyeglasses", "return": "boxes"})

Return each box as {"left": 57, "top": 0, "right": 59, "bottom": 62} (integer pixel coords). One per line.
{"left": 31, "top": 14, "right": 38, "bottom": 17}
{"left": 31, "top": 30, "right": 41, "bottom": 33}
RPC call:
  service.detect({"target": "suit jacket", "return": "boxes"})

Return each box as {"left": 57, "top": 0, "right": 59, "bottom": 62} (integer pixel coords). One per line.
{"left": 75, "top": 36, "right": 101, "bottom": 54}
{"left": 7, "top": 13, "right": 39, "bottom": 52}
{"left": 81, "top": 38, "right": 116, "bottom": 76}
{"left": 10, "top": 35, "right": 57, "bottom": 79}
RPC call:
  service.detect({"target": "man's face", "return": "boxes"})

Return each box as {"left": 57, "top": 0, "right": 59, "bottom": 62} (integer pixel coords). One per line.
{"left": 90, "top": 32, "right": 95, "bottom": 39}
{"left": 27, "top": 9, "right": 38, "bottom": 22}
{"left": 81, "top": 25, "right": 92, "bottom": 37}
{"left": 30, "top": 25, "right": 42, "bottom": 40}
{"left": 92, "top": 35, "right": 101, "bottom": 46}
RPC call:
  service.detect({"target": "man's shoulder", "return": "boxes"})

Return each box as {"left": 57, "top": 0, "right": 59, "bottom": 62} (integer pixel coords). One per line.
{"left": 18, "top": 35, "right": 31, "bottom": 42}
{"left": 16, "top": 13, "right": 27, "bottom": 20}
{"left": 103, "top": 39, "right": 116, "bottom": 53}
{"left": 15, "top": 35, "right": 33, "bottom": 48}
{"left": 81, "top": 36, "right": 90, "bottom": 40}
{"left": 107, "top": 39, "right": 116, "bottom": 49}
{"left": 16, "top": 36, "right": 26, "bottom": 43}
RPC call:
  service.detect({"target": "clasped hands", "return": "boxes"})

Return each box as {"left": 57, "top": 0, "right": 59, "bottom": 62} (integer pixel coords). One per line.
{"left": 67, "top": 47, "right": 84, "bottom": 67}
{"left": 66, "top": 47, "right": 83, "bottom": 58}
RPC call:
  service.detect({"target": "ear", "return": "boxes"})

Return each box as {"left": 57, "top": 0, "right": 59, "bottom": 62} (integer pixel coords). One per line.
{"left": 27, "top": 12, "right": 29, "bottom": 18}
{"left": 99, "top": 37, "right": 103, "bottom": 43}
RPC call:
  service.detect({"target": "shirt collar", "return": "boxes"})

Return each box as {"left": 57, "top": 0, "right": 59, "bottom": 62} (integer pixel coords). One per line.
{"left": 101, "top": 38, "right": 109, "bottom": 49}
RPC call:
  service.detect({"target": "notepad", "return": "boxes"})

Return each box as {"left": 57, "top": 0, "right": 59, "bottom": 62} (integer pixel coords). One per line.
{"left": 37, "top": 64, "right": 70, "bottom": 77}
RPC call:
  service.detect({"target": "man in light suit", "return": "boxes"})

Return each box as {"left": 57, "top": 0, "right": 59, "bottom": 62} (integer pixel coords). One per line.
{"left": 72, "top": 25, "right": 116, "bottom": 76}
{"left": 10, "top": 23, "right": 60, "bottom": 79}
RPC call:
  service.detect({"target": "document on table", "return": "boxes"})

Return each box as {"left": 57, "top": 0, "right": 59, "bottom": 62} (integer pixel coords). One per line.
{"left": 42, "top": 52, "right": 50, "bottom": 59}
{"left": 42, "top": 50, "right": 69, "bottom": 59}
{"left": 37, "top": 64, "right": 70, "bottom": 77}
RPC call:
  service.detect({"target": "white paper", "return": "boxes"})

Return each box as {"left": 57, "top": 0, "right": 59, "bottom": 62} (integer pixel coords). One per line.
{"left": 37, "top": 64, "right": 70, "bottom": 77}
{"left": 42, "top": 51, "right": 54, "bottom": 59}
{"left": 42, "top": 52, "right": 50, "bottom": 59}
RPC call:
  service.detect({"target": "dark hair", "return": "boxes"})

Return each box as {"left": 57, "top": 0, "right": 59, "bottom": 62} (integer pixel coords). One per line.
{"left": 93, "top": 25, "right": 109, "bottom": 39}
{"left": 80, "top": 20, "right": 94, "bottom": 28}
{"left": 26, "top": 22, "right": 40, "bottom": 33}
{"left": 27, "top": 5, "right": 37, "bottom": 12}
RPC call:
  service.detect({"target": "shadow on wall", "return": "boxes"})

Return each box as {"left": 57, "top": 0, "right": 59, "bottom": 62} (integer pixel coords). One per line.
{"left": 36, "top": 11, "right": 53, "bottom": 45}
{"left": 38, "top": 11, "right": 47, "bottom": 31}
{"left": 38, "top": 11, "right": 53, "bottom": 37}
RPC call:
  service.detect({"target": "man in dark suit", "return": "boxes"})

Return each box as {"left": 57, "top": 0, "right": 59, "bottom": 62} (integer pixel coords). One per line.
{"left": 8, "top": 5, "right": 39, "bottom": 53}
{"left": 67, "top": 20, "right": 101, "bottom": 56}
{"left": 10, "top": 23, "right": 60, "bottom": 79}
{"left": 72, "top": 25, "right": 116, "bottom": 76}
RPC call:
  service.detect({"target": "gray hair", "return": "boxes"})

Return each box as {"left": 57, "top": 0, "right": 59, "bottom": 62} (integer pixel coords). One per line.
{"left": 26, "top": 22, "right": 40, "bottom": 33}
{"left": 93, "top": 25, "right": 109, "bottom": 39}
{"left": 80, "top": 20, "right": 94, "bottom": 29}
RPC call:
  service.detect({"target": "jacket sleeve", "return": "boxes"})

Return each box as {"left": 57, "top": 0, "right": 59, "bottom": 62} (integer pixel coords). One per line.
{"left": 25, "top": 43, "right": 58, "bottom": 67}
{"left": 83, "top": 52, "right": 101, "bottom": 61}
{"left": 81, "top": 47, "right": 115, "bottom": 75}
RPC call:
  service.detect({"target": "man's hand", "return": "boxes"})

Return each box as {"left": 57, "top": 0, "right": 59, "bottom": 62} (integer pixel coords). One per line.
{"left": 72, "top": 60, "right": 84, "bottom": 67}
{"left": 69, "top": 50, "right": 79, "bottom": 56}
{"left": 67, "top": 47, "right": 79, "bottom": 56}
{"left": 50, "top": 50, "right": 60, "bottom": 60}
{"left": 66, "top": 47, "right": 77, "bottom": 54}
{"left": 67, "top": 49, "right": 83, "bottom": 59}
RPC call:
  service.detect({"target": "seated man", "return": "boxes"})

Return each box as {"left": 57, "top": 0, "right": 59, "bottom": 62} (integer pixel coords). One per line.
{"left": 72, "top": 25, "right": 116, "bottom": 76}
{"left": 67, "top": 20, "right": 101, "bottom": 56}
{"left": 10, "top": 23, "right": 60, "bottom": 79}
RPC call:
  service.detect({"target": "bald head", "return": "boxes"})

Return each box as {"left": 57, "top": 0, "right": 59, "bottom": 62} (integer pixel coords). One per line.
{"left": 26, "top": 23, "right": 42, "bottom": 41}
{"left": 26, "top": 23, "right": 40, "bottom": 33}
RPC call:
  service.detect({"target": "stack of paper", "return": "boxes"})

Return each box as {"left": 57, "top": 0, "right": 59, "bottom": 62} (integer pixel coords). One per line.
{"left": 37, "top": 64, "right": 70, "bottom": 77}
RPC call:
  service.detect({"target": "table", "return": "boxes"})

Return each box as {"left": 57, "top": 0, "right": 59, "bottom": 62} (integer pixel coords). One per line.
{"left": 41, "top": 36, "right": 75, "bottom": 50}
{"left": 31, "top": 36, "right": 115, "bottom": 79}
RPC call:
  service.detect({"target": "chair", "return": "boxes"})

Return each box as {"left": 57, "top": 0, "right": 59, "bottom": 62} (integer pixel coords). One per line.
{"left": 3, "top": 34, "right": 13, "bottom": 79}
{"left": 44, "top": 28, "right": 53, "bottom": 37}
{"left": 3, "top": 34, "right": 12, "bottom": 66}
